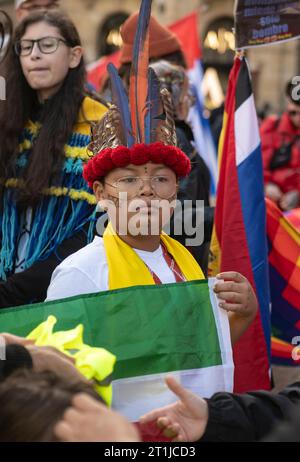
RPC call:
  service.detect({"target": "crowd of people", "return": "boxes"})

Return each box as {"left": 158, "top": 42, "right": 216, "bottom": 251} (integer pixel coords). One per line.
{"left": 0, "top": 0, "right": 299, "bottom": 443}
{"left": 1, "top": 333, "right": 300, "bottom": 442}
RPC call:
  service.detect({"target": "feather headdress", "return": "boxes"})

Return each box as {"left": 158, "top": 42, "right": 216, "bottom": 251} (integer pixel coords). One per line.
{"left": 84, "top": 0, "right": 191, "bottom": 186}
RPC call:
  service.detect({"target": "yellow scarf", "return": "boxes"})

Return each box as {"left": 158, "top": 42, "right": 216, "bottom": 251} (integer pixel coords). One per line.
{"left": 74, "top": 96, "right": 108, "bottom": 136}
{"left": 103, "top": 222, "right": 204, "bottom": 290}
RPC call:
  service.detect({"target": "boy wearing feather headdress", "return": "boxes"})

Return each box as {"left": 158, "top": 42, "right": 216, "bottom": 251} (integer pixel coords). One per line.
{"left": 46, "top": 117, "right": 257, "bottom": 347}
{"left": 46, "top": 0, "right": 257, "bottom": 346}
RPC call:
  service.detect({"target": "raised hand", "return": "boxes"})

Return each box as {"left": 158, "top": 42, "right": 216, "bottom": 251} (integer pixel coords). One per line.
{"left": 140, "top": 376, "right": 209, "bottom": 442}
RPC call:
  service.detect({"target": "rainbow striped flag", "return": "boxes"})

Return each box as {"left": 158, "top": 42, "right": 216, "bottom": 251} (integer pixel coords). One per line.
{"left": 271, "top": 337, "right": 300, "bottom": 367}
{"left": 0, "top": 280, "right": 234, "bottom": 422}
{"left": 267, "top": 199, "right": 300, "bottom": 366}
{"left": 285, "top": 208, "right": 300, "bottom": 232}
{"left": 209, "top": 55, "right": 271, "bottom": 392}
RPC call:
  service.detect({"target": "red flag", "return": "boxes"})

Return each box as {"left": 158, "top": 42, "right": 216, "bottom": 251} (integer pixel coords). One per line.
{"left": 87, "top": 51, "right": 121, "bottom": 92}
{"left": 169, "top": 12, "right": 202, "bottom": 68}
{"left": 209, "top": 57, "right": 271, "bottom": 392}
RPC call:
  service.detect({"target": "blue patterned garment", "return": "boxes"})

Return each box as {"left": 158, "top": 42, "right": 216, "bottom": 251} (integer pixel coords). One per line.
{"left": 0, "top": 97, "right": 105, "bottom": 280}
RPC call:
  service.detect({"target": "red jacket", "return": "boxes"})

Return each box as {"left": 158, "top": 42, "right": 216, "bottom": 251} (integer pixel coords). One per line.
{"left": 260, "top": 112, "right": 300, "bottom": 193}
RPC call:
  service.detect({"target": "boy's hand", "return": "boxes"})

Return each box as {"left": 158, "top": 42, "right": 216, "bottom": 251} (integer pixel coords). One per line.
{"left": 214, "top": 272, "right": 258, "bottom": 344}
{"left": 214, "top": 272, "right": 258, "bottom": 320}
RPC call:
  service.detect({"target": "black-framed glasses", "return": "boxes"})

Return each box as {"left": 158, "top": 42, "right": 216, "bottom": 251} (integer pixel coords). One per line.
{"left": 15, "top": 36, "right": 68, "bottom": 57}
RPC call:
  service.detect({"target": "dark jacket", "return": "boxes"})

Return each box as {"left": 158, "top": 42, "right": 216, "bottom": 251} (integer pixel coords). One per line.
{"left": 171, "top": 121, "right": 213, "bottom": 273}
{"left": 201, "top": 382, "right": 300, "bottom": 442}
{"left": 176, "top": 121, "right": 210, "bottom": 207}
{"left": 0, "top": 226, "right": 90, "bottom": 308}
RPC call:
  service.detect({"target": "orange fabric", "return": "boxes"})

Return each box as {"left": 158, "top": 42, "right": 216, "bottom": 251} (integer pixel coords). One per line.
{"left": 120, "top": 13, "right": 181, "bottom": 64}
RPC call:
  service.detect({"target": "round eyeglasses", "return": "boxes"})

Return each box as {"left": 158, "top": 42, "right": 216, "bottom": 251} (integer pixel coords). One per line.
{"left": 105, "top": 176, "right": 178, "bottom": 200}
{"left": 15, "top": 36, "right": 68, "bottom": 57}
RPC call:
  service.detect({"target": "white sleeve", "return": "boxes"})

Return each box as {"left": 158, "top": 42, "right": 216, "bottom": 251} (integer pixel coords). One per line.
{"left": 45, "top": 266, "right": 99, "bottom": 302}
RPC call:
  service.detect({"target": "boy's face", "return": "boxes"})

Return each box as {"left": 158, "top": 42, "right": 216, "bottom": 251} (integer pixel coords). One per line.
{"left": 93, "top": 163, "right": 178, "bottom": 237}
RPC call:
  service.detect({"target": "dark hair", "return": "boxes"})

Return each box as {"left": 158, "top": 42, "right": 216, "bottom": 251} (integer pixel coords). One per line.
{"left": 0, "top": 369, "right": 104, "bottom": 442}
{"left": 0, "top": 344, "right": 33, "bottom": 381}
{"left": 159, "top": 50, "right": 187, "bottom": 69}
{"left": 286, "top": 79, "right": 300, "bottom": 106}
{"left": 0, "top": 10, "right": 86, "bottom": 206}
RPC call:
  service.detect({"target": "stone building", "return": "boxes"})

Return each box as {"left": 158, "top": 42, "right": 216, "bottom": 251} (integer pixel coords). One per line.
{"left": 1, "top": 0, "right": 300, "bottom": 112}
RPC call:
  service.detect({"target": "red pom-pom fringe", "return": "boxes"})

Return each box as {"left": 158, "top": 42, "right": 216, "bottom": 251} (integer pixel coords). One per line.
{"left": 83, "top": 142, "right": 191, "bottom": 188}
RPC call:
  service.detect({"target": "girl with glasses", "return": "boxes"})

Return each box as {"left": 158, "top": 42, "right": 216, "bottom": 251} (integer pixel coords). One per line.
{"left": 0, "top": 10, "right": 107, "bottom": 308}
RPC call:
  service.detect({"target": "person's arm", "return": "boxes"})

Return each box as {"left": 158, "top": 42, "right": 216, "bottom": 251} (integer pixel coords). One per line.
{"left": 140, "top": 377, "right": 300, "bottom": 443}
{"left": 0, "top": 227, "right": 90, "bottom": 308}
{"left": 262, "top": 404, "right": 300, "bottom": 442}
{"left": 140, "top": 376, "right": 209, "bottom": 442}
{"left": 0, "top": 334, "right": 89, "bottom": 385}
{"left": 202, "top": 382, "right": 300, "bottom": 442}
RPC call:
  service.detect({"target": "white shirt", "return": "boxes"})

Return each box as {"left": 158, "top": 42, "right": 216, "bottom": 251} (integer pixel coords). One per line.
{"left": 46, "top": 236, "right": 176, "bottom": 301}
